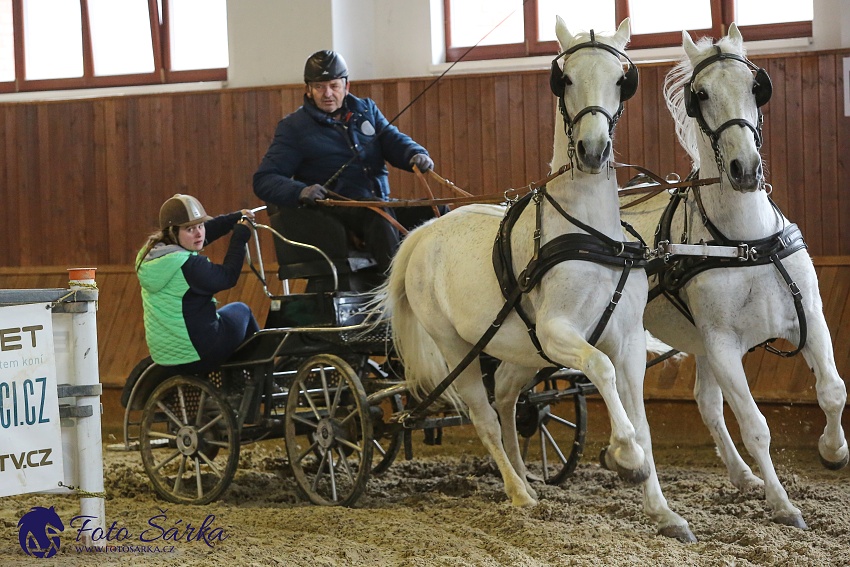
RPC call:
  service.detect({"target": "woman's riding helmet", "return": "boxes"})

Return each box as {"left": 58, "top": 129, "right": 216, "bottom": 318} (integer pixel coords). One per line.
{"left": 159, "top": 194, "right": 212, "bottom": 229}
{"left": 304, "top": 50, "right": 349, "bottom": 83}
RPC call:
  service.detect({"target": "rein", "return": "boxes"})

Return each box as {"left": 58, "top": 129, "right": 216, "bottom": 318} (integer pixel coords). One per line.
{"left": 317, "top": 163, "right": 721, "bottom": 211}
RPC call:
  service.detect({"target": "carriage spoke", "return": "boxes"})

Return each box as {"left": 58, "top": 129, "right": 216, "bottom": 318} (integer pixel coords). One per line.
{"left": 291, "top": 412, "right": 320, "bottom": 430}
{"left": 152, "top": 449, "right": 181, "bottom": 472}
{"left": 195, "top": 390, "right": 208, "bottom": 427}
{"left": 335, "top": 448, "right": 356, "bottom": 483}
{"left": 311, "top": 449, "right": 331, "bottom": 493}
{"left": 372, "top": 439, "right": 387, "bottom": 457}
{"left": 195, "top": 458, "right": 203, "bottom": 499}
{"left": 205, "top": 439, "right": 231, "bottom": 449}
{"left": 336, "top": 437, "right": 363, "bottom": 455}
{"left": 319, "top": 366, "right": 332, "bottom": 409}
{"left": 540, "top": 423, "right": 569, "bottom": 465}
{"left": 156, "top": 400, "right": 186, "bottom": 429}
{"left": 177, "top": 386, "right": 190, "bottom": 424}
{"left": 147, "top": 430, "right": 177, "bottom": 441}
{"left": 295, "top": 440, "right": 320, "bottom": 463}
{"left": 539, "top": 428, "right": 550, "bottom": 482}
{"left": 173, "top": 455, "right": 187, "bottom": 493}
{"left": 298, "top": 377, "right": 324, "bottom": 420}
{"left": 547, "top": 413, "right": 577, "bottom": 429}
{"left": 198, "top": 451, "right": 223, "bottom": 479}
{"left": 197, "top": 413, "right": 224, "bottom": 434}
{"left": 327, "top": 450, "right": 338, "bottom": 501}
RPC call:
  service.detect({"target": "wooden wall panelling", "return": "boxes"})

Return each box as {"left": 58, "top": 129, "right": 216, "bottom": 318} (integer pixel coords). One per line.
{"left": 837, "top": 55, "right": 850, "bottom": 254}
{"left": 478, "top": 75, "right": 497, "bottom": 195}
{"left": 783, "top": 57, "right": 806, "bottom": 238}
{"left": 507, "top": 74, "right": 526, "bottom": 186}
{"left": 801, "top": 56, "right": 823, "bottom": 253}
{"left": 817, "top": 54, "right": 839, "bottom": 254}
{"left": 763, "top": 58, "right": 789, "bottom": 214}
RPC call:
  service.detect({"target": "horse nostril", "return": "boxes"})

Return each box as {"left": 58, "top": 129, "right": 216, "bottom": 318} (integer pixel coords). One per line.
{"left": 601, "top": 140, "right": 611, "bottom": 161}
{"left": 730, "top": 159, "right": 743, "bottom": 182}
{"left": 577, "top": 141, "right": 586, "bottom": 158}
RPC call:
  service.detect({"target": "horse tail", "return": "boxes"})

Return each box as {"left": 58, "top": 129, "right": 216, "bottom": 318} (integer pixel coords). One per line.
{"left": 379, "top": 223, "right": 464, "bottom": 412}
{"left": 645, "top": 331, "right": 687, "bottom": 364}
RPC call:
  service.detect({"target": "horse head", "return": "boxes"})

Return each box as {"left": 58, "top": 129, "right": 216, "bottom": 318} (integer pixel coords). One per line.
{"left": 681, "top": 24, "right": 770, "bottom": 192}
{"left": 551, "top": 17, "right": 635, "bottom": 174}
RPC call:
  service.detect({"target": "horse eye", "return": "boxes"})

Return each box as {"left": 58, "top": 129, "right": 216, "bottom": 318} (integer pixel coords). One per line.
{"left": 563, "top": 74, "right": 573, "bottom": 86}
{"left": 697, "top": 89, "right": 709, "bottom": 101}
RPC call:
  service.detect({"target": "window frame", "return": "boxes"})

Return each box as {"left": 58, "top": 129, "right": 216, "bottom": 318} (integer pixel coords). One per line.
{"left": 0, "top": 0, "right": 226, "bottom": 94}
{"left": 444, "top": 0, "right": 814, "bottom": 61}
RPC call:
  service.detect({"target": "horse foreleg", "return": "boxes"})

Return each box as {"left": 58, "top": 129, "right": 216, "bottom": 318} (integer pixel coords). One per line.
{"left": 704, "top": 342, "right": 806, "bottom": 528}
{"left": 537, "top": 322, "right": 647, "bottom": 483}
{"left": 801, "top": 314, "right": 849, "bottom": 469}
{"left": 693, "top": 356, "right": 764, "bottom": 493}
{"left": 614, "top": 335, "right": 696, "bottom": 542}
{"left": 492, "top": 363, "right": 539, "bottom": 500}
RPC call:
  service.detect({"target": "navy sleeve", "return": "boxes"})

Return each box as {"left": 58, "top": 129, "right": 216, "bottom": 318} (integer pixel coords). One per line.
{"left": 182, "top": 223, "right": 251, "bottom": 294}
{"left": 369, "top": 99, "right": 428, "bottom": 171}
{"left": 203, "top": 212, "right": 242, "bottom": 245}
{"left": 253, "top": 118, "right": 308, "bottom": 208}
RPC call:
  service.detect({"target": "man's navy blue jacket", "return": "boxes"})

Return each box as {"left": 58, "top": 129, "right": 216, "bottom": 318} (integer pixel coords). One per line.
{"left": 253, "top": 94, "right": 428, "bottom": 207}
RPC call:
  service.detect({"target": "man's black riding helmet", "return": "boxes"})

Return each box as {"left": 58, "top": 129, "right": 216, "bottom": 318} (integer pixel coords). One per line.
{"left": 304, "top": 50, "right": 349, "bottom": 83}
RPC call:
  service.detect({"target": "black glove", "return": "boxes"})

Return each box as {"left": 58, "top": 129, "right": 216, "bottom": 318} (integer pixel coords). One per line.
{"left": 410, "top": 153, "right": 434, "bottom": 172}
{"left": 299, "top": 184, "right": 328, "bottom": 205}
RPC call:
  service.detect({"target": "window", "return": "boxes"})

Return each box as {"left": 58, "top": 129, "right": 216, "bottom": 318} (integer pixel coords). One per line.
{"left": 445, "top": 0, "right": 813, "bottom": 61}
{"left": 0, "top": 0, "right": 228, "bottom": 94}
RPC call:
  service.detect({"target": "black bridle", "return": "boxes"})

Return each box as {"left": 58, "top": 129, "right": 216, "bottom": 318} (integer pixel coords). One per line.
{"left": 549, "top": 30, "right": 639, "bottom": 158}
{"left": 684, "top": 47, "right": 772, "bottom": 175}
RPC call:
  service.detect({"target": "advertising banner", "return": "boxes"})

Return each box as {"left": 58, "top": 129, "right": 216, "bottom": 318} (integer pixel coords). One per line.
{"left": 0, "top": 303, "right": 64, "bottom": 497}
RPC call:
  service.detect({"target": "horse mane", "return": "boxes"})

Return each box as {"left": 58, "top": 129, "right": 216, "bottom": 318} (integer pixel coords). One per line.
{"left": 662, "top": 34, "right": 749, "bottom": 170}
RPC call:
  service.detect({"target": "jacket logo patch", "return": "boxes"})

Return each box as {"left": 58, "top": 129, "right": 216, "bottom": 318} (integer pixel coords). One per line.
{"left": 360, "top": 120, "right": 375, "bottom": 136}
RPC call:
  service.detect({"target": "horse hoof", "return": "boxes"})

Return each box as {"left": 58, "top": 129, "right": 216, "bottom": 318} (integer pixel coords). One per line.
{"left": 615, "top": 460, "right": 650, "bottom": 485}
{"left": 599, "top": 446, "right": 612, "bottom": 470}
{"left": 773, "top": 513, "right": 808, "bottom": 530}
{"left": 658, "top": 525, "right": 697, "bottom": 543}
{"left": 819, "top": 451, "right": 849, "bottom": 471}
{"left": 512, "top": 495, "right": 537, "bottom": 508}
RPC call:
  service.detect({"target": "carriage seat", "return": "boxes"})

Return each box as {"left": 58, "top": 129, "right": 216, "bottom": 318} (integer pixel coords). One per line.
{"left": 267, "top": 205, "right": 381, "bottom": 292}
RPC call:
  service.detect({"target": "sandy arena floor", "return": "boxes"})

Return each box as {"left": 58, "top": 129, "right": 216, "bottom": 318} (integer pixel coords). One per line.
{"left": 1, "top": 424, "right": 849, "bottom": 567}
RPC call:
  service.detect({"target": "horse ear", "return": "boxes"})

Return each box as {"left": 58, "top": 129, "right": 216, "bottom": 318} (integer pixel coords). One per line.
{"left": 727, "top": 22, "right": 744, "bottom": 48}
{"left": 555, "top": 15, "right": 574, "bottom": 51}
{"left": 682, "top": 30, "right": 700, "bottom": 62}
{"left": 612, "top": 17, "right": 631, "bottom": 50}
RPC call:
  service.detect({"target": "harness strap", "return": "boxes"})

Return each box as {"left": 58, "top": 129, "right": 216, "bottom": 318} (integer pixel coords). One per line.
{"left": 758, "top": 254, "right": 807, "bottom": 357}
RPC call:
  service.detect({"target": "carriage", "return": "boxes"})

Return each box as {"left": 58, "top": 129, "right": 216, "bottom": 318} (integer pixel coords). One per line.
{"left": 116, "top": 18, "right": 846, "bottom": 542}
{"left": 117, "top": 204, "right": 595, "bottom": 507}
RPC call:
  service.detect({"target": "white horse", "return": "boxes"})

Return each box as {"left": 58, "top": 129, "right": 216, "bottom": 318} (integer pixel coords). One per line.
{"left": 379, "top": 17, "right": 694, "bottom": 542}
{"left": 621, "top": 24, "right": 849, "bottom": 529}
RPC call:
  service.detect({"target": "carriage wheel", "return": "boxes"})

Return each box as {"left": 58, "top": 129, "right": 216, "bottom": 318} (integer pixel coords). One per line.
{"left": 285, "top": 354, "right": 373, "bottom": 506}
{"left": 518, "top": 376, "right": 588, "bottom": 485}
{"left": 361, "top": 358, "right": 404, "bottom": 475}
{"left": 139, "top": 375, "right": 239, "bottom": 505}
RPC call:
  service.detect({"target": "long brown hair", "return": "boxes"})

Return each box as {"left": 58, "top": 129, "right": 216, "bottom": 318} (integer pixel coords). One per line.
{"left": 136, "top": 226, "right": 180, "bottom": 271}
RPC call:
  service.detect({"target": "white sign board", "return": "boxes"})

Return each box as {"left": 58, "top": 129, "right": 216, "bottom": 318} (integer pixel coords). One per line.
{"left": 0, "top": 303, "right": 64, "bottom": 496}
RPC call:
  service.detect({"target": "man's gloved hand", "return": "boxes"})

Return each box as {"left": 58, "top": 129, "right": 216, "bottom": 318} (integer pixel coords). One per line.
{"left": 410, "top": 153, "right": 434, "bottom": 172}
{"left": 299, "top": 184, "right": 328, "bottom": 205}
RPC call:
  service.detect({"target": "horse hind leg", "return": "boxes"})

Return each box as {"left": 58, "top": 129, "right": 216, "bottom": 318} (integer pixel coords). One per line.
{"left": 491, "top": 362, "right": 539, "bottom": 500}
{"left": 694, "top": 356, "right": 764, "bottom": 494}
{"left": 435, "top": 335, "right": 537, "bottom": 507}
{"left": 801, "top": 315, "right": 849, "bottom": 469}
